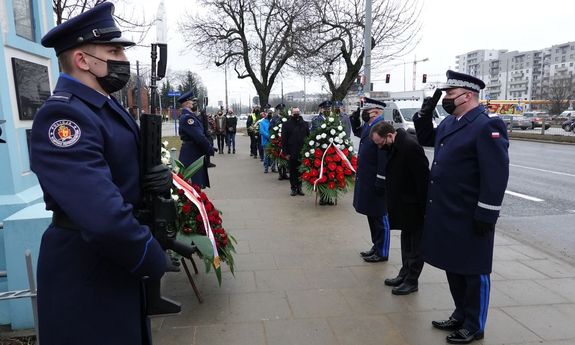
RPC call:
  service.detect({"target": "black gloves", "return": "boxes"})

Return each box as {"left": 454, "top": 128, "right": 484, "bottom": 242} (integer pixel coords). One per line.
{"left": 143, "top": 164, "right": 173, "bottom": 194}
{"left": 374, "top": 180, "right": 385, "bottom": 196}
{"left": 350, "top": 109, "right": 361, "bottom": 130}
{"left": 418, "top": 89, "right": 442, "bottom": 118}
{"left": 473, "top": 220, "right": 495, "bottom": 236}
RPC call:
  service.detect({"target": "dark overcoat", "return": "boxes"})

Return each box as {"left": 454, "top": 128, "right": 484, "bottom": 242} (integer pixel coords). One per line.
{"left": 352, "top": 115, "right": 388, "bottom": 216}
{"left": 178, "top": 108, "right": 214, "bottom": 188}
{"left": 414, "top": 105, "right": 509, "bottom": 274}
{"left": 30, "top": 75, "right": 166, "bottom": 345}
{"left": 385, "top": 128, "right": 429, "bottom": 232}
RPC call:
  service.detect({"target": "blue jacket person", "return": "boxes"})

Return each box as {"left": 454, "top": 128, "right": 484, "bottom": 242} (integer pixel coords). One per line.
{"left": 30, "top": 3, "right": 172, "bottom": 344}
{"left": 351, "top": 98, "right": 390, "bottom": 262}
{"left": 178, "top": 91, "right": 215, "bottom": 188}
{"left": 413, "top": 70, "right": 509, "bottom": 344}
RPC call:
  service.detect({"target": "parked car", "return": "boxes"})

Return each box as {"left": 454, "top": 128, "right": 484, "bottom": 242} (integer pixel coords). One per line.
{"left": 522, "top": 111, "right": 551, "bottom": 129}
{"left": 562, "top": 118, "right": 575, "bottom": 132}
{"left": 500, "top": 115, "right": 530, "bottom": 130}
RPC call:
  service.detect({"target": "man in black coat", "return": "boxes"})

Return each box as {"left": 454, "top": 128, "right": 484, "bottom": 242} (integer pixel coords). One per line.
{"left": 370, "top": 122, "right": 429, "bottom": 295}
{"left": 282, "top": 107, "right": 310, "bottom": 196}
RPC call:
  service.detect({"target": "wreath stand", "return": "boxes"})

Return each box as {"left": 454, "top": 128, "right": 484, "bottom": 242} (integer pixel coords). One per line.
{"left": 314, "top": 190, "right": 338, "bottom": 206}
{"left": 180, "top": 256, "right": 203, "bottom": 303}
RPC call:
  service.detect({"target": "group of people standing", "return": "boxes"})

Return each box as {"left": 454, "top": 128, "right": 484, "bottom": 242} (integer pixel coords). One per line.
{"left": 213, "top": 108, "right": 238, "bottom": 154}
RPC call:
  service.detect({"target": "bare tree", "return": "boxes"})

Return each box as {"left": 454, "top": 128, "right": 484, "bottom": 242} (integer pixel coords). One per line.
{"left": 179, "top": 0, "right": 312, "bottom": 107}
{"left": 547, "top": 74, "right": 574, "bottom": 115}
{"left": 52, "top": 0, "right": 153, "bottom": 45}
{"left": 296, "top": 0, "right": 421, "bottom": 101}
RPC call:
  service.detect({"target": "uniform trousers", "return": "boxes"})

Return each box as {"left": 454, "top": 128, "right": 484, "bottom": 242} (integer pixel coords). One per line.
{"left": 367, "top": 214, "right": 391, "bottom": 257}
{"left": 288, "top": 157, "right": 302, "bottom": 190}
{"left": 397, "top": 229, "right": 424, "bottom": 284}
{"left": 447, "top": 272, "right": 491, "bottom": 333}
{"left": 249, "top": 134, "right": 258, "bottom": 156}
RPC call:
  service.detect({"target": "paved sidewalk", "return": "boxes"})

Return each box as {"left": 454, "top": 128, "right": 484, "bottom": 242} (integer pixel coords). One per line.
{"left": 153, "top": 134, "right": 575, "bottom": 345}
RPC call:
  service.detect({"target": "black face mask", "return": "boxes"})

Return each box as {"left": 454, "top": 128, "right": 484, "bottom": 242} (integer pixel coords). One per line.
{"left": 84, "top": 52, "right": 130, "bottom": 94}
{"left": 361, "top": 110, "right": 371, "bottom": 123}
{"left": 441, "top": 92, "right": 467, "bottom": 115}
{"left": 267, "top": 114, "right": 272, "bottom": 119}
{"left": 255, "top": 110, "right": 261, "bottom": 115}
{"left": 191, "top": 106, "right": 198, "bottom": 112}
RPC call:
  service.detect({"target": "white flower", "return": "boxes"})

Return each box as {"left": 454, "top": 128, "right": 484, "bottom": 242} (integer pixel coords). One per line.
{"left": 310, "top": 149, "right": 315, "bottom": 154}
{"left": 305, "top": 152, "right": 310, "bottom": 157}
{"left": 309, "top": 140, "right": 315, "bottom": 146}
{"left": 321, "top": 133, "right": 327, "bottom": 138}
{"left": 321, "top": 143, "right": 328, "bottom": 149}
{"left": 337, "top": 126, "right": 343, "bottom": 131}
{"left": 172, "top": 194, "right": 179, "bottom": 202}
{"left": 328, "top": 117, "right": 334, "bottom": 122}
{"left": 335, "top": 137, "right": 341, "bottom": 144}
{"left": 349, "top": 146, "right": 354, "bottom": 152}
{"left": 339, "top": 132, "right": 346, "bottom": 138}
{"left": 328, "top": 138, "right": 334, "bottom": 143}
{"left": 282, "top": 118, "right": 287, "bottom": 122}
{"left": 271, "top": 134, "right": 276, "bottom": 139}
{"left": 161, "top": 157, "right": 170, "bottom": 165}
{"left": 162, "top": 140, "right": 169, "bottom": 147}
{"left": 321, "top": 123, "right": 327, "bottom": 129}
{"left": 330, "top": 129, "right": 336, "bottom": 135}
{"left": 316, "top": 135, "right": 322, "bottom": 140}
{"left": 273, "top": 126, "right": 279, "bottom": 131}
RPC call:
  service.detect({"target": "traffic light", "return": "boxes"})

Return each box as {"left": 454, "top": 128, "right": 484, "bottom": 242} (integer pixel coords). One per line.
{"left": 385, "top": 74, "right": 390, "bottom": 83}
{"left": 422, "top": 74, "right": 427, "bottom": 83}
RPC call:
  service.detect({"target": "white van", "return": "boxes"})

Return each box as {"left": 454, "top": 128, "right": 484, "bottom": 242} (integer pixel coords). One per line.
{"left": 382, "top": 100, "right": 446, "bottom": 134}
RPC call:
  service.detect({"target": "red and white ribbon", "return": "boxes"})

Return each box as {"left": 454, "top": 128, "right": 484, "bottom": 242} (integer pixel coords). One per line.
{"left": 313, "top": 142, "right": 356, "bottom": 191}
{"left": 172, "top": 173, "right": 220, "bottom": 269}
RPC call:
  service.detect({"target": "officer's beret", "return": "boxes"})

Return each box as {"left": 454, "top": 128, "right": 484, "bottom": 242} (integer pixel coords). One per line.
{"left": 177, "top": 90, "right": 194, "bottom": 104}
{"left": 41, "top": 2, "right": 135, "bottom": 56}
{"left": 318, "top": 100, "right": 332, "bottom": 109}
{"left": 275, "top": 103, "right": 286, "bottom": 110}
{"left": 263, "top": 103, "right": 272, "bottom": 110}
{"left": 362, "top": 97, "right": 386, "bottom": 110}
{"left": 439, "top": 70, "right": 486, "bottom": 92}
{"left": 333, "top": 101, "right": 344, "bottom": 108}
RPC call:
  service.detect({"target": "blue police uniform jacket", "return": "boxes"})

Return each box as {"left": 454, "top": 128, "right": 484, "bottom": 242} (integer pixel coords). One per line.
{"left": 352, "top": 115, "right": 388, "bottom": 216}
{"left": 30, "top": 74, "right": 166, "bottom": 345}
{"left": 414, "top": 105, "right": 509, "bottom": 274}
{"left": 178, "top": 108, "right": 214, "bottom": 188}
{"left": 310, "top": 114, "right": 326, "bottom": 132}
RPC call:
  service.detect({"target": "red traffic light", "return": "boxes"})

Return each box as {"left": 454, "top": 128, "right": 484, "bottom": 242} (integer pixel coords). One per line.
{"left": 422, "top": 74, "right": 427, "bottom": 83}
{"left": 385, "top": 74, "right": 390, "bottom": 83}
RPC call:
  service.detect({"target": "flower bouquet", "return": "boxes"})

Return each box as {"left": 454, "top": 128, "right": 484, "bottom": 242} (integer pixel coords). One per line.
{"left": 299, "top": 115, "right": 357, "bottom": 202}
{"left": 266, "top": 116, "right": 289, "bottom": 170}
{"left": 162, "top": 143, "right": 236, "bottom": 285}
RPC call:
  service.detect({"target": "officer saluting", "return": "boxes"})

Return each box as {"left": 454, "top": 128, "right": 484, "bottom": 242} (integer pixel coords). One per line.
{"left": 178, "top": 90, "right": 215, "bottom": 188}
{"left": 414, "top": 71, "right": 509, "bottom": 344}
{"left": 30, "top": 3, "right": 171, "bottom": 344}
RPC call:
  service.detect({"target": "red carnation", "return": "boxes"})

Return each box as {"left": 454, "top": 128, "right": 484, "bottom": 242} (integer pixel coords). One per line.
{"left": 303, "top": 159, "right": 311, "bottom": 167}
{"left": 314, "top": 159, "right": 321, "bottom": 168}
{"left": 319, "top": 176, "right": 327, "bottom": 183}
{"left": 177, "top": 189, "right": 185, "bottom": 196}
{"left": 205, "top": 201, "right": 214, "bottom": 212}
{"left": 192, "top": 184, "right": 202, "bottom": 193}
{"left": 302, "top": 172, "right": 310, "bottom": 180}
{"left": 328, "top": 172, "right": 336, "bottom": 180}
{"left": 328, "top": 182, "right": 336, "bottom": 189}
{"left": 314, "top": 149, "right": 323, "bottom": 158}
{"left": 336, "top": 166, "right": 344, "bottom": 173}
{"left": 328, "top": 163, "right": 337, "bottom": 171}
{"left": 339, "top": 180, "right": 346, "bottom": 188}
{"left": 344, "top": 168, "right": 352, "bottom": 176}
{"left": 325, "top": 155, "right": 333, "bottom": 163}
{"left": 343, "top": 149, "right": 349, "bottom": 156}
{"left": 337, "top": 173, "right": 345, "bottom": 182}
{"left": 182, "top": 203, "right": 192, "bottom": 215}
{"left": 333, "top": 154, "right": 342, "bottom": 162}
{"left": 195, "top": 214, "right": 203, "bottom": 222}
{"left": 327, "top": 146, "right": 335, "bottom": 155}
{"left": 200, "top": 192, "right": 208, "bottom": 201}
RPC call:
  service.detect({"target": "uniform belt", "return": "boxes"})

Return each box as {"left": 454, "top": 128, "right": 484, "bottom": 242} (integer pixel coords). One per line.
{"left": 52, "top": 211, "right": 81, "bottom": 230}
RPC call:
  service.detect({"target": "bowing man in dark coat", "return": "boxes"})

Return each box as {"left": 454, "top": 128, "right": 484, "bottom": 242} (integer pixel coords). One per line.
{"left": 413, "top": 70, "right": 509, "bottom": 344}
{"left": 281, "top": 107, "right": 310, "bottom": 196}
{"left": 31, "top": 4, "right": 170, "bottom": 344}
{"left": 350, "top": 98, "right": 390, "bottom": 263}
{"left": 178, "top": 91, "right": 215, "bottom": 188}
{"left": 370, "top": 123, "right": 429, "bottom": 295}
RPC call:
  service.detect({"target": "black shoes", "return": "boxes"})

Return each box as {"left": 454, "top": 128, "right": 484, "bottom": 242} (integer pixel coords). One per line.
{"left": 446, "top": 329, "right": 484, "bottom": 344}
{"left": 297, "top": 188, "right": 305, "bottom": 196}
{"left": 384, "top": 276, "right": 405, "bottom": 287}
{"left": 363, "top": 254, "right": 388, "bottom": 262}
{"left": 208, "top": 162, "right": 216, "bottom": 168}
{"left": 290, "top": 189, "right": 297, "bottom": 196}
{"left": 432, "top": 317, "right": 463, "bottom": 332}
{"left": 392, "top": 282, "right": 418, "bottom": 295}
{"left": 360, "top": 248, "right": 375, "bottom": 257}
{"left": 233, "top": 149, "right": 236, "bottom": 154}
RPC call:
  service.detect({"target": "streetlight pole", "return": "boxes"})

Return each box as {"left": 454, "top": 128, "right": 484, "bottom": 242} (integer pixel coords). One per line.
{"left": 363, "top": 0, "right": 373, "bottom": 94}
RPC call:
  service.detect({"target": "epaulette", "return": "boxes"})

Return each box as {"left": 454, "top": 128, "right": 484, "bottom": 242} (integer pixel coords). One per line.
{"left": 47, "top": 91, "right": 72, "bottom": 103}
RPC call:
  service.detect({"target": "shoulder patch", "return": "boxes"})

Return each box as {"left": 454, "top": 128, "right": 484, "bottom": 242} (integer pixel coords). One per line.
{"left": 49, "top": 119, "right": 81, "bottom": 148}
{"left": 187, "top": 118, "right": 194, "bottom": 125}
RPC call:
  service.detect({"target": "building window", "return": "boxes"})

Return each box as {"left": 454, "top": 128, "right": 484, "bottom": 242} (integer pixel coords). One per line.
{"left": 13, "top": 0, "right": 36, "bottom": 40}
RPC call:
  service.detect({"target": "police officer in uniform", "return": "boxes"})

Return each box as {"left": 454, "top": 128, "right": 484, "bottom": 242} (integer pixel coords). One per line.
{"left": 30, "top": 3, "right": 170, "bottom": 344}
{"left": 247, "top": 106, "right": 260, "bottom": 158}
{"left": 310, "top": 101, "right": 331, "bottom": 132}
{"left": 334, "top": 101, "right": 352, "bottom": 138}
{"left": 413, "top": 71, "right": 509, "bottom": 344}
{"left": 350, "top": 98, "right": 391, "bottom": 262}
{"left": 178, "top": 91, "right": 215, "bottom": 188}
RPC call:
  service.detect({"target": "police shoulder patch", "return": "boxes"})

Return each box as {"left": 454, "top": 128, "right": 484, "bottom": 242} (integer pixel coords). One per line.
{"left": 49, "top": 119, "right": 81, "bottom": 147}
{"left": 187, "top": 118, "right": 194, "bottom": 125}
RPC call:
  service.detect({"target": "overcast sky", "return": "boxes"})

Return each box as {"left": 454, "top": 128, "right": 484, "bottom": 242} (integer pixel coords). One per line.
{"left": 123, "top": 0, "right": 575, "bottom": 109}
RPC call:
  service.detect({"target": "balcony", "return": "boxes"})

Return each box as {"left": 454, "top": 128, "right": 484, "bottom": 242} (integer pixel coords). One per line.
{"left": 509, "top": 85, "right": 527, "bottom": 92}
{"left": 555, "top": 66, "right": 568, "bottom": 72}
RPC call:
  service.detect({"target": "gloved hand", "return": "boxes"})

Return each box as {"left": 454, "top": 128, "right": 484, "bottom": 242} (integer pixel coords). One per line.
{"left": 350, "top": 109, "right": 361, "bottom": 130}
{"left": 143, "top": 164, "right": 173, "bottom": 194}
{"left": 473, "top": 220, "right": 495, "bottom": 236}
{"left": 374, "top": 180, "right": 385, "bottom": 196}
{"left": 418, "top": 89, "right": 442, "bottom": 118}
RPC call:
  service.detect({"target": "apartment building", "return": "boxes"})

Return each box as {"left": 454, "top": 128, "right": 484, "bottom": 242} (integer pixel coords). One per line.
{"left": 455, "top": 42, "right": 575, "bottom": 101}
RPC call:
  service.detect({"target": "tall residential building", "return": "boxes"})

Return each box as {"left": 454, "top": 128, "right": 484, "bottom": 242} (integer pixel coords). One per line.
{"left": 456, "top": 42, "right": 575, "bottom": 101}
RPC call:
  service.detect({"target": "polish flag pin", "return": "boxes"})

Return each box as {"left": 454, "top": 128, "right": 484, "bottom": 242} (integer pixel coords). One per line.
{"left": 491, "top": 132, "right": 500, "bottom": 139}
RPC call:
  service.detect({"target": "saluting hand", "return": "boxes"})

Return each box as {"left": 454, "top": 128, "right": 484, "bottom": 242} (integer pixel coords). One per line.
{"left": 418, "top": 89, "right": 442, "bottom": 118}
